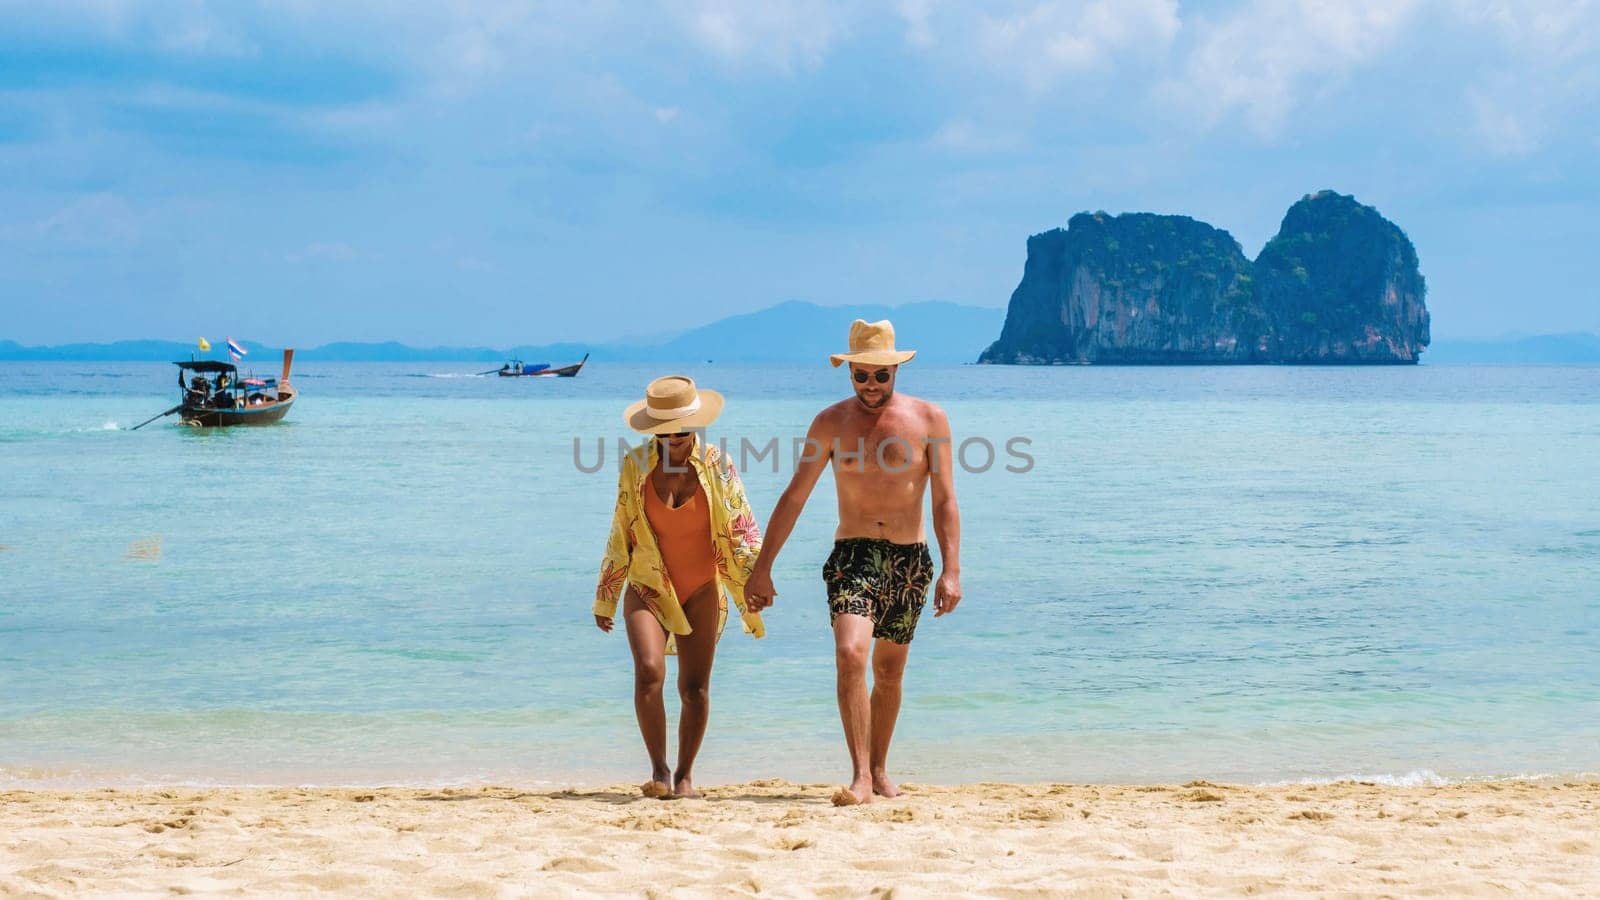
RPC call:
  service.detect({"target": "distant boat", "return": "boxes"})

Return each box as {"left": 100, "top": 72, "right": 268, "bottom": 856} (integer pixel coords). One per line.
{"left": 175, "top": 349, "right": 296, "bottom": 426}
{"left": 496, "top": 353, "right": 589, "bottom": 378}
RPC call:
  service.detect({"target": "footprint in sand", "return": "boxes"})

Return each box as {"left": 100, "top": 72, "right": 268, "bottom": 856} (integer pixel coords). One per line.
{"left": 1009, "top": 804, "right": 1060, "bottom": 822}
{"left": 850, "top": 858, "right": 922, "bottom": 873}
{"left": 541, "top": 857, "right": 616, "bottom": 873}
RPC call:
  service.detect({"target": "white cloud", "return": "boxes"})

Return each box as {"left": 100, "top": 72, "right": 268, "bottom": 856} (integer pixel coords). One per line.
{"left": 1445, "top": 0, "right": 1600, "bottom": 156}
{"left": 1469, "top": 87, "right": 1538, "bottom": 157}
{"left": 1161, "top": 0, "right": 1423, "bottom": 137}
{"left": 654, "top": 106, "right": 681, "bottom": 123}
{"left": 34, "top": 193, "right": 141, "bottom": 245}
{"left": 154, "top": 8, "right": 258, "bottom": 57}
{"left": 303, "top": 101, "right": 403, "bottom": 136}
{"left": 895, "top": 0, "right": 937, "bottom": 48}
{"left": 929, "top": 119, "right": 1024, "bottom": 154}
{"left": 977, "top": 0, "right": 1181, "bottom": 89}
{"left": 667, "top": 0, "right": 850, "bottom": 72}
{"left": 0, "top": 0, "right": 261, "bottom": 56}
{"left": 1447, "top": 0, "right": 1599, "bottom": 62}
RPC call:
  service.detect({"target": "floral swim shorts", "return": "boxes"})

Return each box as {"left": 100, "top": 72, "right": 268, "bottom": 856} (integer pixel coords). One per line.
{"left": 822, "top": 538, "right": 935, "bottom": 644}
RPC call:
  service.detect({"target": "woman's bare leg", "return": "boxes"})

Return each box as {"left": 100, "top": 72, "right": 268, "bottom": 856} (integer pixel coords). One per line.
{"left": 623, "top": 589, "right": 671, "bottom": 792}
{"left": 671, "top": 582, "right": 721, "bottom": 798}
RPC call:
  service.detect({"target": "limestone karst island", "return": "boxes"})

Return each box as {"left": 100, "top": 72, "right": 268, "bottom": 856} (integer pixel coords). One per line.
{"left": 980, "top": 190, "right": 1431, "bottom": 365}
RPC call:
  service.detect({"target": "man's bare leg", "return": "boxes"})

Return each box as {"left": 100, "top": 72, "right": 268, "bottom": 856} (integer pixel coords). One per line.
{"left": 869, "top": 638, "right": 911, "bottom": 797}
{"left": 623, "top": 590, "right": 673, "bottom": 796}
{"left": 832, "top": 613, "right": 876, "bottom": 805}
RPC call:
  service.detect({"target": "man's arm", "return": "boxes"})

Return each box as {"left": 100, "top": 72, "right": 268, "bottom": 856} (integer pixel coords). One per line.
{"left": 745, "top": 413, "right": 832, "bottom": 610}
{"left": 928, "top": 404, "right": 962, "bottom": 617}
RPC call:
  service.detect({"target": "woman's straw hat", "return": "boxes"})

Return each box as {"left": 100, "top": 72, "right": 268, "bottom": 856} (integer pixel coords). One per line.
{"left": 828, "top": 319, "right": 917, "bottom": 368}
{"left": 624, "top": 375, "right": 725, "bottom": 434}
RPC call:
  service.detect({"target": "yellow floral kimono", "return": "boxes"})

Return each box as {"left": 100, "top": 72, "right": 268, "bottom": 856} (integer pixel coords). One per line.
{"left": 594, "top": 436, "right": 765, "bottom": 654}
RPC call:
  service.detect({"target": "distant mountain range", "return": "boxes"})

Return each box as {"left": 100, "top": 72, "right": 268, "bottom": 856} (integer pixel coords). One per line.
{"left": 1419, "top": 332, "right": 1600, "bottom": 364}
{"left": 2, "top": 302, "right": 1596, "bottom": 364}
{"left": 0, "top": 301, "right": 1006, "bottom": 364}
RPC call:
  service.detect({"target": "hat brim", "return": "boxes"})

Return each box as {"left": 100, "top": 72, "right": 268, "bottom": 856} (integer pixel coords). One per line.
{"left": 624, "top": 388, "right": 724, "bottom": 434}
{"left": 828, "top": 349, "right": 916, "bottom": 368}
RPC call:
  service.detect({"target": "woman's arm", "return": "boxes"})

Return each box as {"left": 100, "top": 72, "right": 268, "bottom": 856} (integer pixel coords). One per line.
{"left": 721, "top": 456, "right": 764, "bottom": 582}
{"left": 593, "top": 463, "right": 635, "bottom": 629}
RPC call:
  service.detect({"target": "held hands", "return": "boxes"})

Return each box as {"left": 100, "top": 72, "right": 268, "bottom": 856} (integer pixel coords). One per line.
{"left": 744, "top": 568, "right": 777, "bottom": 613}
{"left": 933, "top": 569, "right": 962, "bottom": 617}
{"left": 594, "top": 614, "right": 614, "bottom": 633}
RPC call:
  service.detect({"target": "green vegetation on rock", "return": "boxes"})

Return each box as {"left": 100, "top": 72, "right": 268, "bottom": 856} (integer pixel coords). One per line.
{"left": 979, "top": 190, "right": 1430, "bottom": 365}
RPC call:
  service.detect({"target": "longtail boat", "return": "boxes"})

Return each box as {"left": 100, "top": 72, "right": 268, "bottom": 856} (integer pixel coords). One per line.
{"left": 496, "top": 353, "right": 588, "bottom": 378}
{"left": 174, "top": 349, "right": 297, "bottom": 427}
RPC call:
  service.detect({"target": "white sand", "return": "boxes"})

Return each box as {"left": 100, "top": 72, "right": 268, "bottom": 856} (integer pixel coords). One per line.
{"left": 3, "top": 779, "right": 1597, "bottom": 896}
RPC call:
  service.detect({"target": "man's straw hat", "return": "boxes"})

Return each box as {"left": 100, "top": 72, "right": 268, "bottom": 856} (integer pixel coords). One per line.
{"left": 624, "top": 375, "right": 724, "bottom": 434}
{"left": 828, "top": 319, "right": 917, "bottom": 368}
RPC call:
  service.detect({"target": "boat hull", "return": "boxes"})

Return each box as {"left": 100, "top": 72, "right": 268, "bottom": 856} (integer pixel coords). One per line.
{"left": 181, "top": 394, "right": 295, "bottom": 427}
{"left": 499, "top": 358, "right": 587, "bottom": 377}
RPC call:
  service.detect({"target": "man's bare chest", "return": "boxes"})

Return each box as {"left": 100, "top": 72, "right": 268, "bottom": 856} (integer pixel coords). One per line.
{"left": 829, "top": 419, "right": 928, "bottom": 475}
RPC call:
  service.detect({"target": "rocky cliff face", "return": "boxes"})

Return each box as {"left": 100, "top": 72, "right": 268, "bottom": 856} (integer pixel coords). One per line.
{"left": 978, "top": 191, "right": 1430, "bottom": 365}
{"left": 1254, "top": 191, "right": 1430, "bottom": 363}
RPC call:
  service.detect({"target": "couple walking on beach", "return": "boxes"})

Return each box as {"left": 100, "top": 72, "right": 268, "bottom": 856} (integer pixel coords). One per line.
{"left": 593, "top": 319, "right": 963, "bottom": 804}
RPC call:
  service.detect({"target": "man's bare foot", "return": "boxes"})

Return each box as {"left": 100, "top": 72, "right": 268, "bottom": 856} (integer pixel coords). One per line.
{"left": 871, "top": 771, "right": 901, "bottom": 798}
{"left": 672, "top": 774, "right": 701, "bottom": 799}
{"left": 832, "top": 776, "right": 874, "bottom": 806}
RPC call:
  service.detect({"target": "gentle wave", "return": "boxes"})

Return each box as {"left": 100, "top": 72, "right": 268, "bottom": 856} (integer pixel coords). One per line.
{"left": 7, "top": 762, "right": 1597, "bottom": 791}
{"left": 1260, "top": 769, "right": 1600, "bottom": 788}
{"left": 0, "top": 764, "right": 562, "bottom": 791}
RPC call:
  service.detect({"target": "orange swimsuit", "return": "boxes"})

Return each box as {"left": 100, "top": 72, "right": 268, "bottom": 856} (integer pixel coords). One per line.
{"left": 642, "top": 479, "right": 716, "bottom": 600}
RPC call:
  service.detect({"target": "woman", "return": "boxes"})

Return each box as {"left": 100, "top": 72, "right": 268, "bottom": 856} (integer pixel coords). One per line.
{"left": 594, "top": 375, "right": 765, "bottom": 799}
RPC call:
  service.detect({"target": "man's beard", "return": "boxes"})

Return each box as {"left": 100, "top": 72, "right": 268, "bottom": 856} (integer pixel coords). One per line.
{"left": 856, "top": 387, "right": 892, "bottom": 409}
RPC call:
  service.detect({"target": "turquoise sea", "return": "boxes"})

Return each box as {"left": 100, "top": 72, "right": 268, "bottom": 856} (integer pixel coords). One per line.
{"left": 1, "top": 361, "right": 1597, "bottom": 788}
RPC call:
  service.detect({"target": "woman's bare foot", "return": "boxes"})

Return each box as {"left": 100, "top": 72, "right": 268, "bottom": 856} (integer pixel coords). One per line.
{"left": 871, "top": 770, "right": 901, "bottom": 798}
{"left": 832, "top": 775, "right": 874, "bottom": 806}
{"left": 672, "top": 773, "right": 701, "bottom": 799}
{"left": 640, "top": 766, "right": 674, "bottom": 799}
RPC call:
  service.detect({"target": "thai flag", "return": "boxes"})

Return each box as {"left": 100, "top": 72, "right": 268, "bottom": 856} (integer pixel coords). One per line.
{"left": 226, "top": 337, "right": 248, "bottom": 361}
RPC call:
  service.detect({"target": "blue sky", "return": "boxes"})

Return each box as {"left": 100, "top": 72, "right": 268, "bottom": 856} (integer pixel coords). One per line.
{"left": 1, "top": 1, "right": 1596, "bottom": 345}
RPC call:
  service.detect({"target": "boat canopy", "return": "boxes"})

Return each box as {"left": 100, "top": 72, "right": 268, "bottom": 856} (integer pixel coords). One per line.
{"left": 175, "top": 360, "right": 238, "bottom": 373}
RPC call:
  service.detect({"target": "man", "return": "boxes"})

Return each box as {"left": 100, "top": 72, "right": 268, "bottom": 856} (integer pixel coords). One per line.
{"left": 745, "top": 319, "right": 962, "bottom": 805}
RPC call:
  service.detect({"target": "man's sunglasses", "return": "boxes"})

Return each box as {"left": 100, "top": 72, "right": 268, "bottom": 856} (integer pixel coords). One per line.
{"left": 853, "top": 369, "right": 892, "bottom": 384}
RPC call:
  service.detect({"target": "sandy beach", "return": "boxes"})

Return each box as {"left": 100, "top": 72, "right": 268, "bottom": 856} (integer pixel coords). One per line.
{"left": 3, "top": 779, "right": 1595, "bottom": 897}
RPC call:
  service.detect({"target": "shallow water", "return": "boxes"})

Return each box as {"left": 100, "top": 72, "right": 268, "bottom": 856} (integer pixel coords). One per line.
{"left": 1, "top": 361, "right": 1597, "bottom": 787}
